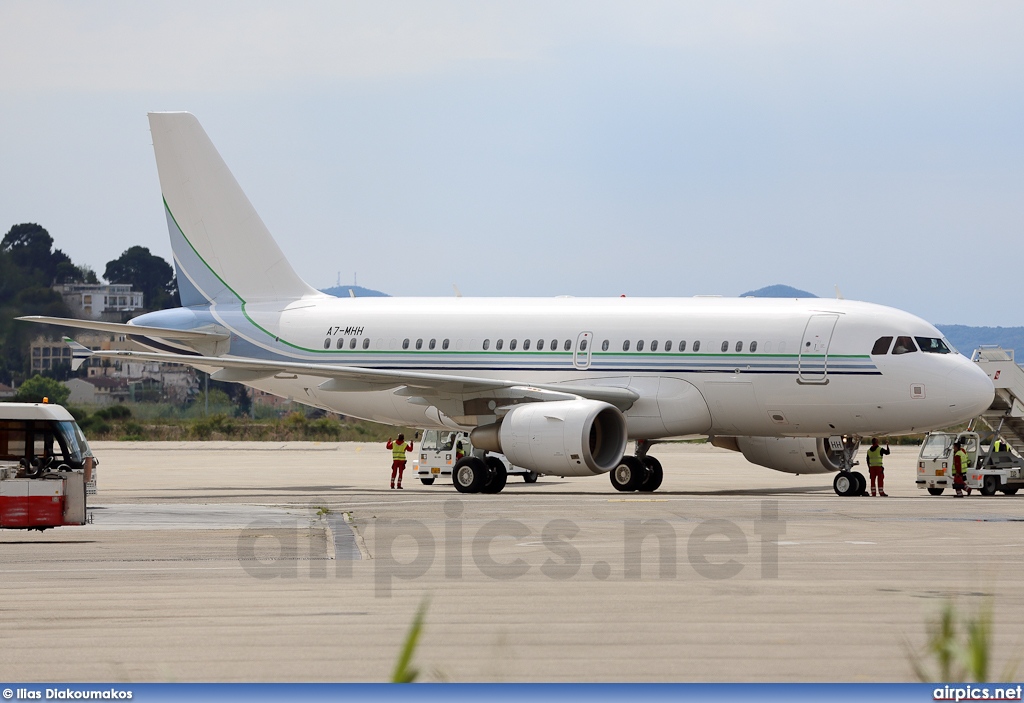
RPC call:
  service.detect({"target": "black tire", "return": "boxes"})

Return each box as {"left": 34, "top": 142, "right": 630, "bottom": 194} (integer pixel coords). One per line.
{"left": 522, "top": 471, "right": 539, "bottom": 484}
{"left": 610, "top": 456, "right": 645, "bottom": 492}
{"left": 420, "top": 478, "right": 435, "bottom": 486}
{"left": 850, "top": 471, "right": 867, "bottom": 496}
{"left": 453, "top": 457, "right": 488, "bottom": 493}
{"left": 1001, "top": 487, "right": 1019, "bottom": 495}
{"left": 638, "top": 456, "right": 664, "bottom": 492}
{"left": 981, "top": 475, "right": 999, "bottom": 496}
{"left": 833, "top": 472, "right": 857, "bottom": 497}
{"left": 927, "top": 487, "right": 945, "bottom": 496}
{"left": 481, "top": 456, "right": 508, "bottom": 494}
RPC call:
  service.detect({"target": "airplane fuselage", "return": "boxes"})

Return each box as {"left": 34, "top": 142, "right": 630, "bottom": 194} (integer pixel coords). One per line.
{"left": 132, "top": 295, "right": 994, "bottom": 440}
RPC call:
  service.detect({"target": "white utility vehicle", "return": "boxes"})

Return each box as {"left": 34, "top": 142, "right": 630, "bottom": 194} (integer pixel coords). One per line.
{"left": 916, "top": 431, "right": 1022, "bottom": 496}
{"left": 413, "top": 429, "right": 538, "bottom": 486}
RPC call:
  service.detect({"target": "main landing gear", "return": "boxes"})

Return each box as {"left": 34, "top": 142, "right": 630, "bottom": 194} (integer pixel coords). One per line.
{"left": 452, "top": 455, "right": 508, "bottom": 494}
{"left": 610, "top": 440, "right": 664, "bottom": 493}
{"left": 831, "top": 435, "right": 867, "bottom": 497}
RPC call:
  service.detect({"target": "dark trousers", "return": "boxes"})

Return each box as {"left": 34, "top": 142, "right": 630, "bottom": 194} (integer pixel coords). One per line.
{"left": 391, "top": 460, "right": 406, "bottom": 485}
{"left": 869, "top": 466, "right": 884, "bottom": 494}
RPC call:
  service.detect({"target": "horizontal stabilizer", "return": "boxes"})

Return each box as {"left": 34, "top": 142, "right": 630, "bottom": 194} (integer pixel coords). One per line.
{"left": 17, "top": 316, "right": 229, "bottom": 341}
{"left": 63, "top": 338, "right": 93, "bottom": 372}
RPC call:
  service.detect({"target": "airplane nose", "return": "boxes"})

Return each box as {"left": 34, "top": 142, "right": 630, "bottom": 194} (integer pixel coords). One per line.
{"left": 944, "top": 361, "right": 995, "bottom": 422}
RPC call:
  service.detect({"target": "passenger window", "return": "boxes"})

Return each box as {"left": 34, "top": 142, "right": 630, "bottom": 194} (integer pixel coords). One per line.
{"left": 623, "top": 340, "right": 630, "bottom": 351}
{"left": 323, "top": 339, "right": 330, "bottom": 349}
{"left": 650, "top": 340, "right": 658, "bottom": 352}
{"left": 601, "top": 340, "right": 609, "bottom": 351}
{"left": 429, "top": 339, "right": 436, "bottom": 350}
{"left": 579, "top": 339, "right": 587, "bottom": 351}
{"left": 637, "top": 340, "right": 645, "bottom": 352}
{"left": 496, "top": 339, "right": 503, "bottom": 350}
{"left": 550, "top": 339, "right": 558, "bottom": 351}
{"left": 735, "top": 341, "right": 743, "bottom": 352}
{"left": 402, "top": 339, "right": 410, "bottom": 350}
{"left": 363, "top": 338, "right": 370, "bottom": 350}
{"left": 871, "top": 336, "right": 893, "bottom": 355}
{"left": 336, "top": 338, "right": 344, "bottom": 349}
{"left": 693, "top": 341, "right": 701, "bottom": 352}
{"left": 892, "top": 336, "right": 918, "bottom": 355}
{"left": 523, "top": 339, "right": 531, "bottom": 350}
{"left": 750, "top": 341, "right": 757, "bottom": 353}
{"left": 679, "top": 341, "right": 686, "bottom": 352}
{"left": 721, "top": 341, "right": 729, "bottom": 352}
{"left": 483, "top": 339, "right": 490, "bottom": 350}
{"left": 538, "top": 339, "right": 544, "bottom": 350}
{"left": 416, "top": 339, "right": 423, "bottom": 350}
{"left": 442, "top": 339, "right": 450, "bottom": 350}
{"left": 664, "top": 340, "right": 671, "bottom": 352}
{"left": 510, "top": 339, "right": 517, "bottom": 350}
{"left": 564, "top": 339, "right": 571, "bottom": 351}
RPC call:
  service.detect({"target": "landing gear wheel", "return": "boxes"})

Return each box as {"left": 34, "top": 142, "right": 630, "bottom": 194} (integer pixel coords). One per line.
{"left": 850, "top": 471, "right": 867, "bottom": 496}
{"left": 610, "top": 456, "right": 645, "bottom": 492}
{"left": 637, "top": 456, "right": 663, "bottom": 492}
{"left": 481, "top": 457, "right": 508, "bottom": 494}
{"left": 453, "top": 457, "right": 488, "bottom": 493}
{"left": 522, "top": 471, "right": 539, "bottom": 484}
{"left": 980, "top": 475, "right": 1000, "bottom": 496}
{"left": 1002, "top": 487, "right": 1019, "bottom": 495}
{"left": 833, "top": 472, "right": 858, "bottom": 497}
{"left": 420, "top": 478, "right": 435, "bottom": 486}
{"left": 927, "top": 487, "right": 945, "bottom": 496}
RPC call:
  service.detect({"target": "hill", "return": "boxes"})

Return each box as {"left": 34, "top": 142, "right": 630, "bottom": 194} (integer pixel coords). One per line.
{"left": 320, "top": 285, "right": 390, "bottom": 298}
{"left": 740, "top": 284, "right": 818, "bottom": 298}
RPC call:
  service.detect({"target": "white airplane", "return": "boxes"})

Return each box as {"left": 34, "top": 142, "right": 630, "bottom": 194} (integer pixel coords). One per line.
{"left": 20, "top": 112, "right": 995, "bottom": 495}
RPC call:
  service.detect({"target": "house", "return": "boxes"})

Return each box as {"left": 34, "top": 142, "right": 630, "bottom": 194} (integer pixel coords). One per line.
{"left": 53, "top": 283, "right": 144, "bottom": 322}
{"left": 64, "top": 377, "right": 130, "bottom": 406}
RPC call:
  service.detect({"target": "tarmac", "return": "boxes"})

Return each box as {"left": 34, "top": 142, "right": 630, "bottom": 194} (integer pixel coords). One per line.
{"left": 2, "top": 441, "right": 1022, "bottom": 683}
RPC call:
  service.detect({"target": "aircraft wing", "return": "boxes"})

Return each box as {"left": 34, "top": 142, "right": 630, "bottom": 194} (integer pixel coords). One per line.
{"left": 73, "top": 345, "right": 639, "bottom": 409}
{"left": 17, "top": 315, "right": 229, "bottom": 341}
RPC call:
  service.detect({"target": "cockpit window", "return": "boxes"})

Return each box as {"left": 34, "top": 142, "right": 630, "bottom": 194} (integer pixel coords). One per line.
{"left": 891, "top": 336, "right": 918, "bottom": 355}
{"left": 871, "top": 336, "right": 893, "bottom": 355}
{"left": 916, "top": 337, "right": 952, "bottom": 354}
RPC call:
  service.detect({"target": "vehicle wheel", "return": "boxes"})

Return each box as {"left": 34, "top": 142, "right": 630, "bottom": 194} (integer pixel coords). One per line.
{"left": 981, "top": 475, "right": 999, "bottom": 496}
{"left": 453, "top": 457, "right": 487, "bottom": 493}
{"left": 610, "top": 456, "right": 645, "bottom": 492}
{"left": 927, "top": 487, "right": 945, "bottom": 496}
{"left": 522, "top": 471, "right": 539, "bottom": 484}
{"left": 481, "top": 456, "right": 508, "bottom": 494}
{"left": 1001, "top": 487, "right": 1019, "bottom": 495}
{"left": 420, "top": 478, "right": 435, "bottom": 486}
{"left": 850, "top": 471, "right": 867, "bottom": 495}
{"left": 833, "top": 472, "right": 857, "bottom": 497}
{"left": 638, "top": 456, "right": 664, "bottom": 492}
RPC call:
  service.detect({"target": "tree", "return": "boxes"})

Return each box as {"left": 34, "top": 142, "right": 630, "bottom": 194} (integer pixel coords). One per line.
{"left": 1, "top": 223, "right": 69, "bottom": 282}
{"left": 104, "top": 246, "right": 179, "bottom": 310}
{"left": 13, "top": 374, "right": 71, "bottom": 405}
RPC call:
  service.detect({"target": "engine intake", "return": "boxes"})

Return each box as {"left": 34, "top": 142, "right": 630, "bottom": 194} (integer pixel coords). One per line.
{"left": 471, "top": 399, "right": 628, "bottom": 476}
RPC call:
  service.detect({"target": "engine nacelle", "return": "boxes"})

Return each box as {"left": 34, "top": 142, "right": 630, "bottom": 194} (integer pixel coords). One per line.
{"left": 714, "top": 436, "right": 858, "bottom": 475}
{"left": 471, "top": 399, "right": 628, "bottom": 477}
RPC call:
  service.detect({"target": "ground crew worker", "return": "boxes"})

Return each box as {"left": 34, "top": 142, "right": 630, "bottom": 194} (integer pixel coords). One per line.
{"left": 866, "top": 437, "right": 890, "bottom": 497}
{"left": 993, "top": 438, "right": 1008, "bottom": 454}
{"left": 386, "top": 433, "right": 414, "bottom": 489}
{"left": 952, "top": 440, "right": 972, "bottom": 497}
{"left": 454, "top": 434, "right": 466, "bottom": 461}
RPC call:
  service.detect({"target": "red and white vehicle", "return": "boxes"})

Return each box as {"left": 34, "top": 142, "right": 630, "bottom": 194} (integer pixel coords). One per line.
{"left": 0, "top": 402, "right": 97, "bottom": 530}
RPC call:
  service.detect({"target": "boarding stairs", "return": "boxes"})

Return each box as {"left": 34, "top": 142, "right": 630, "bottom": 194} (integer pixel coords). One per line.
{"left": 971, "top": 346, "right": 1024, "bottom": 454}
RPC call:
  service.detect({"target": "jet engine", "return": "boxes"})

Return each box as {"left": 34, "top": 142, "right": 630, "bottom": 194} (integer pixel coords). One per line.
{"left": 712, "top": 436, "right": 860, "bottom": 475}
{"left": 471, "top": 399, "right": 628, "bottom": 476}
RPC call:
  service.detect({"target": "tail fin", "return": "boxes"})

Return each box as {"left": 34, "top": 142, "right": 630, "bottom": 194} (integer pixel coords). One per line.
{"left": 148, "top": 112, "right": 322, "bottom": 307}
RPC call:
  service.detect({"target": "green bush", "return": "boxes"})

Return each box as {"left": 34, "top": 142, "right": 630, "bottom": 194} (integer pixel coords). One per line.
{"left": 96, "top": 405, "right": 132, "bottom": 420}
{"left": 13, "top": 375, "right": 70, "bottom": 405}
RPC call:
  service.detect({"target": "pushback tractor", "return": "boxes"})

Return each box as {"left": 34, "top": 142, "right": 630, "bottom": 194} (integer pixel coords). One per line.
{"left": 0, "top": 402, "right": 97, "bottom": 530}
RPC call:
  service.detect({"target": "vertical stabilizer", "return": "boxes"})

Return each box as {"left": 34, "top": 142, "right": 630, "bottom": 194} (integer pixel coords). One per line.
{"left": 149, "top": 112, "right": 322, "bottom": 307}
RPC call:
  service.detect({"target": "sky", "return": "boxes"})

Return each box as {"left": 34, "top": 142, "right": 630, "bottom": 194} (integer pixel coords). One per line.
{"left": 1, "top": 1, "right": 1022, "bottom": 326}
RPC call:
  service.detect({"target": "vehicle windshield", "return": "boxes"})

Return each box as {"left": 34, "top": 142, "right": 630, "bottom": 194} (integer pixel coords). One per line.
{"left": 916, "top": 337, "right": 953, "bottom": 354}
{"left": 55, "top": 421, "right": 93, "bottom": 464}
{"left": 920, "top": 434, "right": 952, "bottom": 459}
{"left": 420, "top": 430, "right": 442, "bottom": 451}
